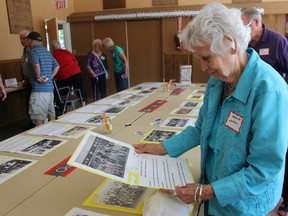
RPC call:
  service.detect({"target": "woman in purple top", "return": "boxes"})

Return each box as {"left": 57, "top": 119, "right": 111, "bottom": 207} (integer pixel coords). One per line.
{"left": 87, "top": 39, "right": 109, "bottom": 101}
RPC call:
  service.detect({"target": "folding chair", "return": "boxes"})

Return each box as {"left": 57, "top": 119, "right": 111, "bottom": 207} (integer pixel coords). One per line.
{"left": 53, "top": 80, "right": 84, "bottom": 115}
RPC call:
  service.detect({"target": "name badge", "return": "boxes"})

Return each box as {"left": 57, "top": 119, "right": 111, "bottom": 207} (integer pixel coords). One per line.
{"left": 259, "top": 48, "right": 269, "bottom": 56}
{"left": 224, "top": 111, "right": 243, "bottom": 133}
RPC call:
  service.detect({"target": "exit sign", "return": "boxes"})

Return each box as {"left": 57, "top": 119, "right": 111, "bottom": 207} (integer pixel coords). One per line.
{"left": 56, "top": 0, "right": 68, "bottom": 9}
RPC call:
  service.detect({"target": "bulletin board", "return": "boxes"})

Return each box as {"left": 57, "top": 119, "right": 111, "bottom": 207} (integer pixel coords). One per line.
{"left": 6, "top": 0, "right": 33, "bottom": 34}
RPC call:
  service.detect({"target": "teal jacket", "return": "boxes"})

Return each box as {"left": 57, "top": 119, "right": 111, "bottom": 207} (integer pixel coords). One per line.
{"left": 163, "top": 49, "right": 288, "bottom": 215}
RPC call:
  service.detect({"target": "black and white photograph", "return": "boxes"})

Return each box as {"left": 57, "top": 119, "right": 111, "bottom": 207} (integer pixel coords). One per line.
{"left": 141, "top": 129, "right": 179, "bottom": 143}
{"left": 21, "top": 139, "right": 63, "bottom": 155}
{"left": 28, "top": 122, "right": 94, "bottom": 139}
{"left": 85, "top": 114, "right": 103, "bottom": 124}
{"left": 126, "top": 94, "right": 147, "bottom": 100}
{"left": 161, "top": 117, "right": 196, "bottom": 128}
{"left": 68, "top": 131, "right": 194, "bottom": 189}
{"left": 170, "top": 107, "right": 199, "bottom": 117}
{"left": 0, "top": 135, "right": 67, "bottom": 157}
{"left": 117, "top": 99, "right": 140, "bottom": 107}
{"left": 0, "top": 156, "right": 36, "bottom": 184}
{"left": 171, "top": 107, "right": 193, "bottom": 115}
{"left": 61, "top": 126, "right": 91, "bottom": 137}
{"left": 104, "top": 106, "right": 127, "bottom": 114}
{"left": 192, "top": 89, "right": 206, "bottom": 95}
{"left": 186, "top": 94, "right": 204, "bottom": 101}
{"left": 86, "top": 179, "right": 149, "bottom": 212}
{"left": 75, "top": 135, "right": 130, "bottom": 178}
{"left": 179, "top": 101, "right": 203, "bottom": 109}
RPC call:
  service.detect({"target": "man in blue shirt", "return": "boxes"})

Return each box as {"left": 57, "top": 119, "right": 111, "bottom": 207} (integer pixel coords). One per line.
{"left": 26, "top": 32, "right": 59, "bottom": 126}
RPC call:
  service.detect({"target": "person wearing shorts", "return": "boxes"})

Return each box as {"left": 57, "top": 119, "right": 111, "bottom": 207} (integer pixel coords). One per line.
{"left": 26, "top": 31, "right": 59, "bottom": 126}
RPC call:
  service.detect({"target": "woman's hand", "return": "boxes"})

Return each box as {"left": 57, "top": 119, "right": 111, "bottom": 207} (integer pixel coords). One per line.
{"left": 124, "top": 72, "right": 128, "bottom": 79}
{"left": 92, "top": 73, "right": 97, "bottom": 79}
{"left": 160, "top": 183, "right": 215, "bottom": 204}
{"left": 133, "top": 143, "right": 167, "bottom": 155}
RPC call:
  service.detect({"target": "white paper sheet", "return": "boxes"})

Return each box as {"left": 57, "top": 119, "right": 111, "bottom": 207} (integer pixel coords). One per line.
{"left": 68, "top": 131, "right": 194, "bottom": 190}
{"left": 57, "top": 112, "right": 114, "bottom": 125}
{"left": 0, "top": 135, "right": 67, "bottom": 156}
{"left": 76, "top": 104, "right": 108, "bottom": 113}
{"left": 28, "top": 122, "right": 94, "bottom": 139}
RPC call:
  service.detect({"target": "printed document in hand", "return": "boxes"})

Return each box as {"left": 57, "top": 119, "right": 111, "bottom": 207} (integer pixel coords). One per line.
{"left": 68, "top": 131, "right": 194, "bottom": 189}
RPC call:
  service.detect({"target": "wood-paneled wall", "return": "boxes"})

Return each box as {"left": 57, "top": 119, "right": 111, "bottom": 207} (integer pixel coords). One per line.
{"left": 0, "top": 59, "right": 24, "bottom": 82}
{"left": 0, "top": 59, "right": 28, "bottom": 126}
{"left": 68, "top": 2, "right": 288, "bottom": 90}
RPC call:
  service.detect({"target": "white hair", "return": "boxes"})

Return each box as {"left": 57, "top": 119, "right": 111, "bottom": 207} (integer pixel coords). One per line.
{"left": 19, "top": 30, "right": 30, "bottom": 38}
{"left": 182, "top": 2, "right": 251, "bottom": 56}
{"left": 51, "top": 40, "right": 60, "bottom": 51}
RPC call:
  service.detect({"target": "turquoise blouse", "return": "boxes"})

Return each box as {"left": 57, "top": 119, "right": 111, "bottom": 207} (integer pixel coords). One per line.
{"left": 163, "top": 48, "right": 288, "bottom": 215}
{"left": 111, "top": 46, "right": 125, "bottom": 73}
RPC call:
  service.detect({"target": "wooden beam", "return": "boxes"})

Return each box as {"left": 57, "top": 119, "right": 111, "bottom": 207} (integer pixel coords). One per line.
{"left": 67, "top": 2, "right": 288, "bottom": 23}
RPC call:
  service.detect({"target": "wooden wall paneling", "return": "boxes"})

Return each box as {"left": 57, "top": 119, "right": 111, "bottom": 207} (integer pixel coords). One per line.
{"left": 127, "top": 20, "right": 162, "bottom": 86}
{"left": 161, "top": 17, "right": 192, "bottom": 52}
{"left": 192, "top": 57, "right": 210, "bottom": 83}
{"left": 164, "top": 53, "right": 192, "bottom": 82}
{"left": 93, "top": 21, "right": 126, "bottom": 47}
{"left": 0, "top": 59, "right": 27, "bottom": 126}
{"left": 70, "top": 22, "right": 94, "bottom": 100}
{"left": 0, "top": 59, "right": 24, "bottom": 82}
{"left": 262, "top": 14, "right": 286, "bottom": 35}
{"left": 0, "top": 90, "right": 28, "bottom": 126}
{"left": 161, "top": 17, "right": 196, "bottom": 83}
{"left": 162, "top": 18, "right": 178, "bottom": 53}
{"left": 69, "top": 8, "right": 288, "bottom": 90}
{"left": 70, "top": 22, "right": 92, "bottom": 55}
{"left": 74, "top": 55, "right": 92, "bottom": 100}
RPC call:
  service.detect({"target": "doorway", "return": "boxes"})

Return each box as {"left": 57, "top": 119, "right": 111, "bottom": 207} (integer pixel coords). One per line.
{"left": 45, "top": 18, "right": 72, "bottom": 52}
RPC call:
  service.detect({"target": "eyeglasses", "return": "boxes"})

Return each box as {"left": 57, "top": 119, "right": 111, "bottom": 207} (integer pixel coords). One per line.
{"left": 245, "top": 20, "right": 253, "bottom": 27}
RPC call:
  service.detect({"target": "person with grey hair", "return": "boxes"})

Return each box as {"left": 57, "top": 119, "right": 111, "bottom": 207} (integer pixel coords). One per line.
{"left": 86, "top": 39, "right": 109, "bottom": 101}
{"left": 133, "top": 2, "right": 288, "bottom": 215}
{"left": 26, "top": 32, "right": 59, "bottom": 126}
{"left": 19, "top": 30, "right": 32, "bottom": 107}
{"left": 102, "top": 37, "right": 129, "bottom": 92}
{"left": 51, "top": 40, "right": 87, "bottom": 106}
{"left": 241, "top": 8, "right": 288, "bottom": 80}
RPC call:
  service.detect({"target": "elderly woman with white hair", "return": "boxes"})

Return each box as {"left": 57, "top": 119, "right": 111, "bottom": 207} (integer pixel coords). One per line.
{"left": 87, "top": 39, "right": 109, "bottom": 101}
{"left": 134, "top": 2, "right": 288, "bottom": 215}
